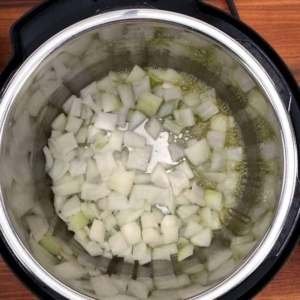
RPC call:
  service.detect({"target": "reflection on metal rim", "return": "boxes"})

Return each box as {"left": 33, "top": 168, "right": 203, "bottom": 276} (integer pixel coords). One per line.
{"left": 0, "top": 9, "right": 297, "bottom": 300}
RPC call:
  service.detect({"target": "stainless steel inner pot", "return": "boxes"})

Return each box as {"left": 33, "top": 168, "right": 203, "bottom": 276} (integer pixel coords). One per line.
{"left": 0, "top": 9, "right": 297, "bottom": 300}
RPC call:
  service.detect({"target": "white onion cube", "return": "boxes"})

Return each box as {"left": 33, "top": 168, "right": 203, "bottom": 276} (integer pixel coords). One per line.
{"left": 151, "top": 163, "right": 169, "bottom": 188}
{"left": 190, "top": 228, "right": 212, "bottom": 247}
{"left": 109, "top": 232, "right": 129, "bottom": 255}
{"left": 168, "top": 171, "right": 189, "bottom": 196}
{"left": 163, "top": 226, "right": 179, "bottom": 245}
{"left": 56, "top": 132, "right": 78, "bottom": 155}
{"left": 95, "top": 152, "right": 117, "bottom": 177}
{"left": 141, "top": 212, "right": 159, "bottom": 229}
{"left": 108, "top": 192, "right": 130, "bottom": 210}
{"left": 94, "top": 112, "right": 118, "bottom": 131}
{"left": 108, "top": 170, "right": 135, "bottom": 196}
{"left": 89, "top": 219, "right": 105, "bottom": 243}
{"left": 184, "top": 138, "right": 211, "bottom": 166}
{"left": 121, "top": 222, "right": 142, "bottom": 245}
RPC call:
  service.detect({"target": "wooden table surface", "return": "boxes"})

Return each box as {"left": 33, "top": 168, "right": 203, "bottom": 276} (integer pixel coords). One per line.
{"left": 1, "top": 0, "right": 300, "bottom": 299}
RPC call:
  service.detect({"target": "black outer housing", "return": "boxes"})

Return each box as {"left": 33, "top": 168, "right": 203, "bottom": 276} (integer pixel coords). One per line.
{"left": 1, "top": 0, "right": 300, "bottom": 299}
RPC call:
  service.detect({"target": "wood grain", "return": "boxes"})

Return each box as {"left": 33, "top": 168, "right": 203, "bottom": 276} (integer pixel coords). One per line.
{"left": 1, "top": 0, "right": 300, "bottom": 299}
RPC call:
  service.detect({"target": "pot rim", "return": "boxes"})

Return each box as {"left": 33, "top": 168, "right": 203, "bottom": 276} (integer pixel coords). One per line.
{"left": 0, "top": 8, "right": 297, "bottom": 300}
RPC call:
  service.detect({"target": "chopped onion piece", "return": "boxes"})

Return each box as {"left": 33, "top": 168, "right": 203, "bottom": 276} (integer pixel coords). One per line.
{"left": 103, "top": 214, "right": 117, "bottom": 231}
{"left": 141, "top": 212, "right": 159, "bottom": 229}
{"left": 52, "top": 179, "right": 81, "bottom": 196}
{"left": 91, "top": 275, "right": 119, "bottom": 297}
{"left": 175, "top": 161, "right": 194, "bottom": 179}
{"left": 65, "top": 116, "right": 83, "bottom": 134}
{"left": 89, "top": 219, "right": 105, "bottom": 243}
{"left": 121, "top": 222, "right": 142, "bottom": 245}
{"left": 95, "top": 152, "right": 117, "bottom": 177}
{"left": 49, "top": 159, "right": 70, "bottom": 181}
{"left": 81, "top": 182, "right": 111, "bottom": 201}
{"left": 151, "top": 163, "right": 169, "bottom": 188}
{"left": 195, "top": 100, "right": 219, "bottom": 121}
{"left": 128, "top": 279, "right": 149, "bottom": 299}
{"left": 53, "top": 260, "right": 87, "bottom": 280}
{"left": 69, "top": 158, "right": 87, "bottom": 177}
{"left": 132, "top": 76, "right": 151, "bottom": 101}
{"left": 168, "top": 143, "right": 185, "bottom": 162}
{"left": 176, "top": 194, "right": 190, "bottom": 206}
{"left": 163, "top": 226, "right": 179, "bottom": 245}
{"left": 168, "top": 171, "right": 189, "bottom": 196}
{"left": 259, "top": 141, "right": 277, "bottom": 160}
{"left": 183, "top": 93, "right": 200, "bottom": 107}
{"left": 85, "top": 241, "right": 104, "bottom": 256}
{"left": 51, "top": 113, "right": 67, "bottom": 131}
{"left": 68, "top": 212, "right": 89, "bottom": 232}
{"left": 216, "top": 172, "right": 239, "bottom": 192}
{"left": 199, "top": 207, "right": 214, "bottom": 228}
{"left": 184, "top": 221, "right": 203, "bottom": 239}
{"left": 128, "top": 111, "right": 147, "bottom": 131}
{"left": 118, "top": 83, "right": 135, "bottom": 108}
{"left": 248, "top": 89, "right": 269, "bottom": 115}
{"left": 208, "top": 131, "right": 226, "bottom": 149}
{"left": 157, "top": 102, "right": 175, "bottom": 118}
{"left": 61, "top": 195, "right": 81, "bottom": 218}
{"left": 26, "top": 215, "right": 49, "bottom": 242}
{"left": 204, "top": 190, "right": 223, "bottom": 212}
{"left": 27, "top": 90, "right": 48, "bottom": 117}
{"left": 176, "top": 205, "right": 199, "bottom": 219}
{"left": 82, "top": 95, "right": 101, "bottom": 113}
{"left": 102, "top": 93, "right": 122, "bottom": 112}
{"left": 211, "top": 115, "right": 228, "bottom": 132}
{"left": 80, "top": 82, "right": 97, "bottom": 98}
{"left": 125, "top": 208, "right": 145, "bottom": 224}
{"left": 75, "top": 126, "right": 88, "bottom": 144}
{"left": 114, "top": 106, "right": 129, "bottom": 127}
{"left": 56, "top": 132, "right": 78, "bottom": 155}
{"left": 124, "top": 131, "right": 146, "bottom": 148}
{"left": 136, "top": 92, "right": 163, "bottom": 117}
{"left": 43, "top": 146, "right": 54, "bottom": 171}
{"left": 232, "top": 241, "right": 256, "bottom": 259}
{"left": 134, "top": 174, "right": 151, "bottom": 184}
{"left": 209, "top": 259, "right": 236, "bottom": 282}
{"left": 149, "top": 68, "right": 182, "bottom": 84}
{"left": 109, "top": 231, "right": 129, "bottom": 255}
{"left": 163, "top": 118, "right": 184, "bottom": 135}
{"left": 126, "top": 146, "right": 152, "bottom": 172}
{"left": 145, "top": 117, "right": 162, "bottom": 140}
{"left": 226, "top": 147, "right": 243, "bottom": 162}
{"left": 69, "top": 97, "right": 82, "bottom": 117}
{"left": 152, "top": 207, "right": 165, "bottom": 224}
{"left": 63, "top": 95, "right": 76, "bottom": 114}
{"left": 231, "top": 66, "right": 256, "bottom": 93}
{"left": 108, "top": 170, "right": 135, "bottom": 196}
{"left": 108, "top": 192, "right": 130, "bottom": 210}
{"left": 174, "top": 108, "right": 195, "bottom": 127}
{"left": 126, "top": 65, "right": 147, "bottom": 83}
{"left": 210, "top": 147, "right": 227, "bottom": 171}
{"left": 163, "top": 86, "right": 182, "bottom": 102}
{"left": 178, "top": 244, "right": 194, "bottom": 262}
{"left": 161, "top": 215, "right": 179, "bottom": 231}
{"left": 184, "top": 138, "right": 211, "bottom": 166}
{"left": 207, "top": 249, "right": 233, "bottom": 272}
{"left": 143, "top": 228, "right": 163, "bottom": 247}
{"left": 190, "top": 228, "right": 212, "bottom": 247}
{"left": 94, "top": 112, "right": 118, "bottom": 131}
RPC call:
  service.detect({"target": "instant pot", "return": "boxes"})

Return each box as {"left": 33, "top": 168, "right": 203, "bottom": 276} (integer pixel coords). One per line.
{"left": 0, "top": 0, "right": 300, "bottom": 299}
